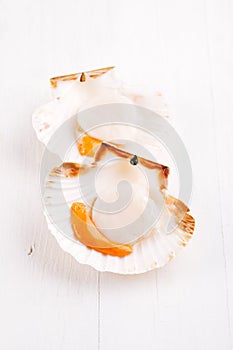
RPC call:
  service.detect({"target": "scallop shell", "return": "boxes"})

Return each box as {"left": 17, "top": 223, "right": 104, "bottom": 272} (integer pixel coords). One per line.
{"left": 32, "top": 66, "right": 169, "bottom": 148}
{"left": 43, "top": 142, "right": 194, "bottom": 275}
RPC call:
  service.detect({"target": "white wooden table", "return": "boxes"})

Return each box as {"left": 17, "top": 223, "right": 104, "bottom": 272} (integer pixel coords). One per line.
{"left": 1, "top": 0, "right": 233, "bottom": 349}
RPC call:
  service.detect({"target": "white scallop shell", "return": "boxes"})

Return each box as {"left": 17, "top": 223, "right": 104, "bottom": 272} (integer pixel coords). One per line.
{"left": 32, "top": 67, "right": 169, "bottom": 149}
{"left": 43, "top": 144, "right": 194, "bottom": 275}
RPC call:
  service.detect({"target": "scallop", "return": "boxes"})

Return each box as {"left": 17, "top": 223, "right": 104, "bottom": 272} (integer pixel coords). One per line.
{"left": 32, "top": 67, "right": 168, "bottom": 149}
{"left": 43, "top": 141, "right": 195, "bottom": 274}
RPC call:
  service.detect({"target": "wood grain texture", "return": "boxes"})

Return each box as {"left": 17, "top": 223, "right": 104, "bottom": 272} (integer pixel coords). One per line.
{"left": 0, "top": 0, "right": 232, "bottom": 349}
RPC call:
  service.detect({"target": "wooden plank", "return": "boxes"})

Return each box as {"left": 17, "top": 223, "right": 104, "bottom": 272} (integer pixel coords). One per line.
{"left": 153, "top": 0, "right": 231, "bottom": 349}
{"left": 0, "top": 0, "right": 99, "bottom": 349}
{"left": 205, "top": 0, "right": 233, "bottom": 344}
{"left": 99, "top": 271, "right": 158, "bottom": 349}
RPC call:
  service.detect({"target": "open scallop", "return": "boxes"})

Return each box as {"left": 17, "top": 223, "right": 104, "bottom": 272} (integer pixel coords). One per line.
{"left": 44, "top": 141, "right": 195, "bottom": 274}
{"left": 32, "top": 66, "right": 168, "bottom": 150}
